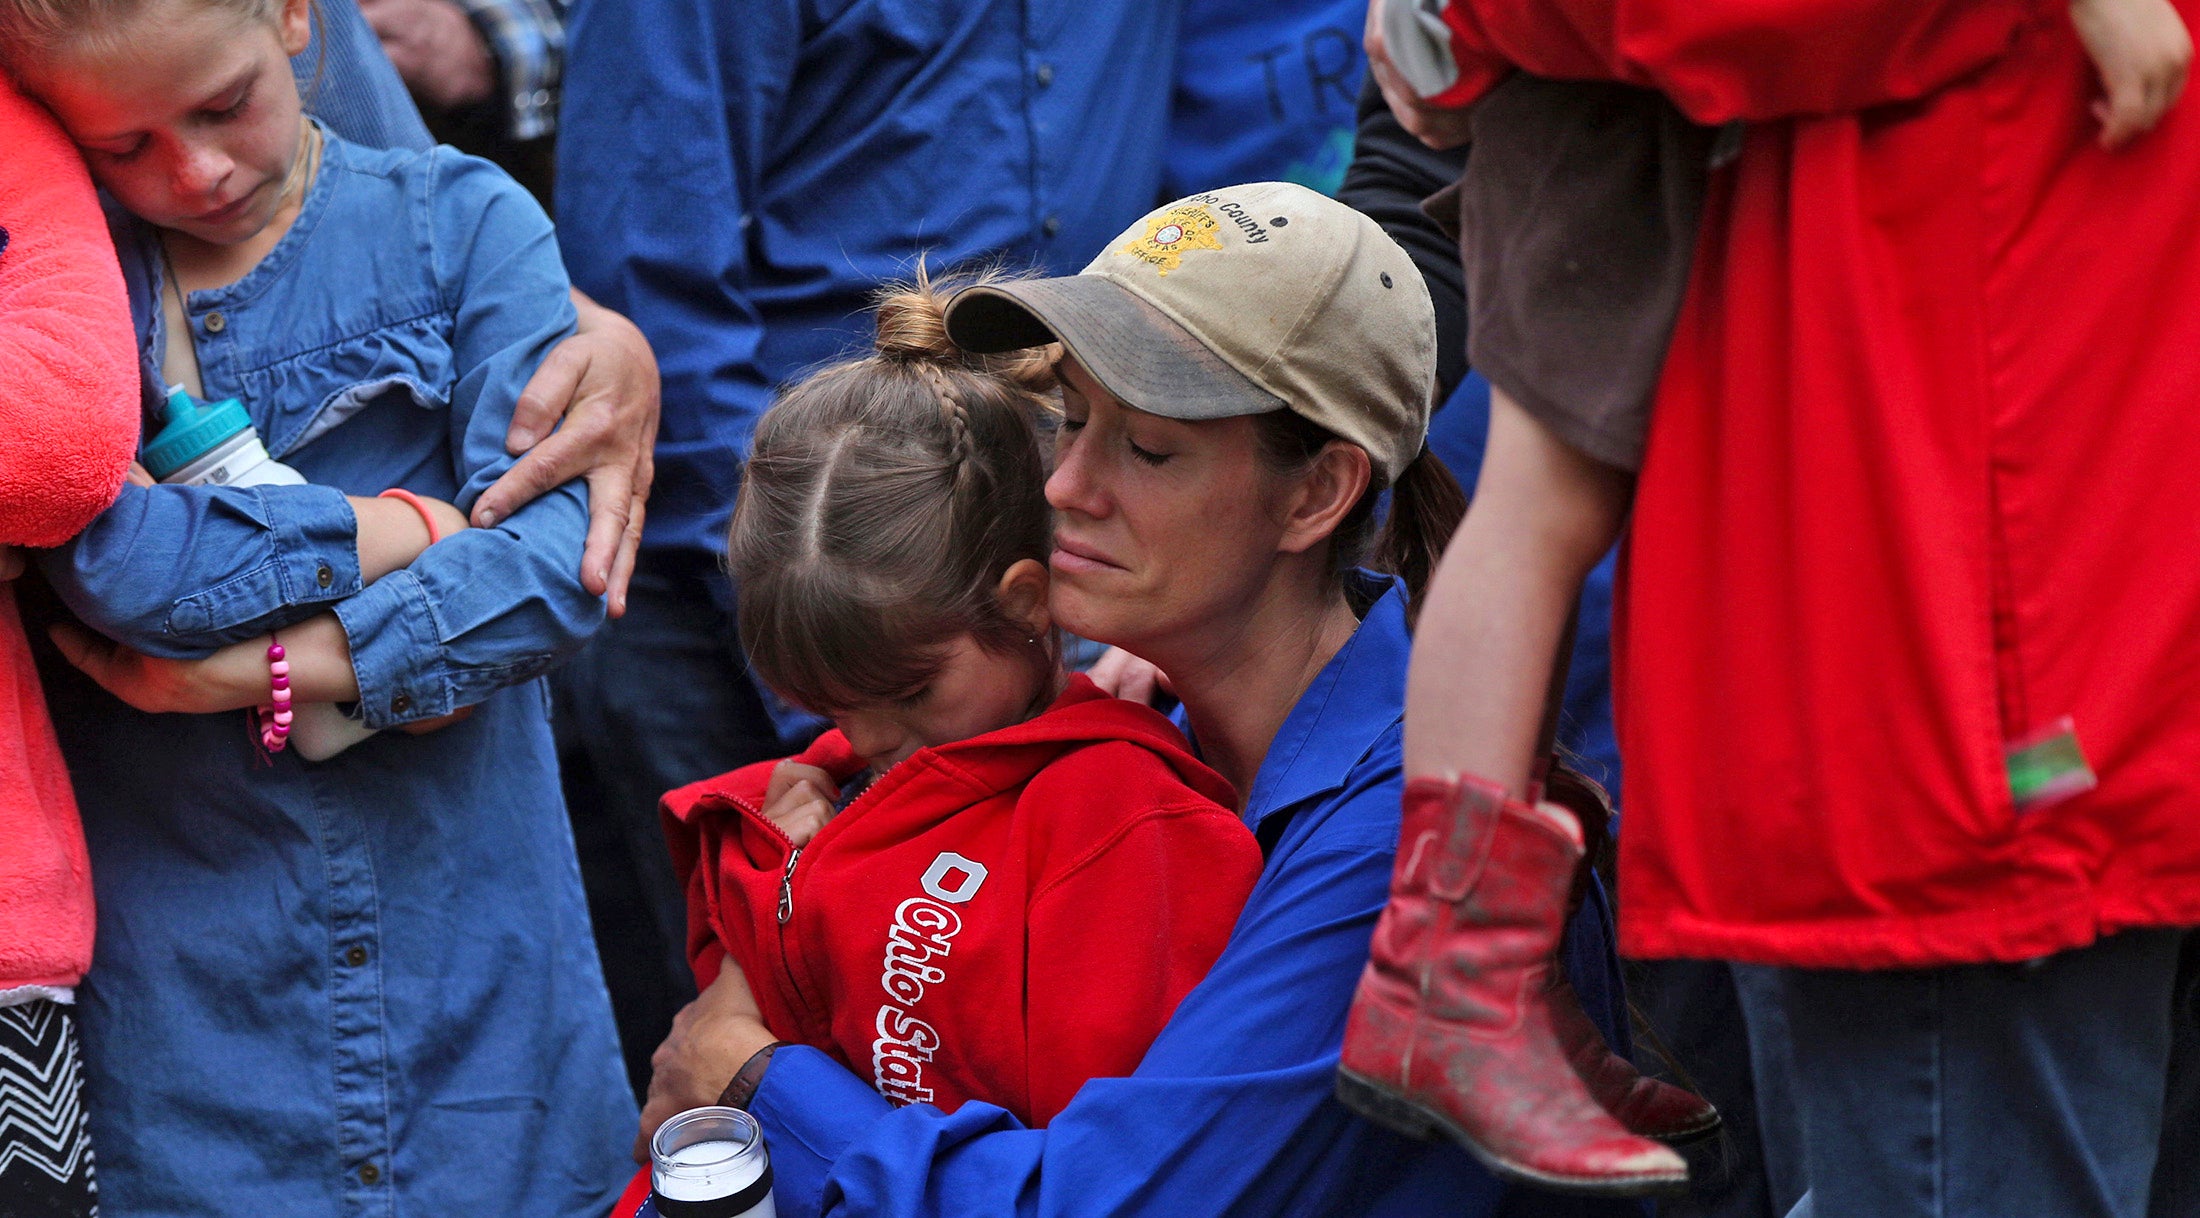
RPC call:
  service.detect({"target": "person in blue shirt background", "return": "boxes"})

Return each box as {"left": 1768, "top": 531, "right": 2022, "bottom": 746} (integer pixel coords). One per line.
{"left": 551, "top": 0, "right": 1190, "bottom": 1098}
{"left": 1165, "top": 0, "right": 1368, "bottom": 198}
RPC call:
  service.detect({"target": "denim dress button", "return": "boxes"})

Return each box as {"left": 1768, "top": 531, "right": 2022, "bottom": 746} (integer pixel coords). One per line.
{"left": 390, "top": 694, "right": 412, "bottom": 714}
{"left": 203, "top": 312, "right": 226, "bottom": 334}
{"left": 345, "top": 944, "right": 368, "bottom": 967}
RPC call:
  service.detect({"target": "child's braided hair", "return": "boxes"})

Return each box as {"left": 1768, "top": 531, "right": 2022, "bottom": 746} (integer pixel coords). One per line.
{"left": 729, "top": 264, "right": 1061, "bottom": 713}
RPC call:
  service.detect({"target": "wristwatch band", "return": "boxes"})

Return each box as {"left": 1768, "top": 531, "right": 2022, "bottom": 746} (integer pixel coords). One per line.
{"left": 715, "top": 1042, "right": 783, "bottom": 1110}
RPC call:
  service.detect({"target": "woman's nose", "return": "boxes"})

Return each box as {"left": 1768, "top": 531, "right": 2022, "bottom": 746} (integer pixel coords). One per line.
{"left": 1045, "top": 433, "right": 1107, "bottom": 518}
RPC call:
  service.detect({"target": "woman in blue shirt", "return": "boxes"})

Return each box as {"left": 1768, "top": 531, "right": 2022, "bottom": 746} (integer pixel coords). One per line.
{"left": 642, "top": 183, "right": 1648, "bottom": 1218}
{"left": 1, "top": 0, "right": 634, "bottom": 1211}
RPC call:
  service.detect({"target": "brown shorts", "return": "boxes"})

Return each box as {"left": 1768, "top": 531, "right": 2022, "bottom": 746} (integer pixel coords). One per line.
{"left": 1428, "top": 75, "right": 1717, "bottom": 472}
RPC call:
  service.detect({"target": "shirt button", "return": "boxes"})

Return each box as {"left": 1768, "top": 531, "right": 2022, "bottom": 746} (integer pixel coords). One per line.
{"left": 345, "top": 944, "right": 368, "bottom": 967}
{"left": 390, "top": 694, "right": 413, "bottom": 715}
{"left": 359, "top": 1162, "right": 381, "bottom": 1186}
{"left": 1042, "top": 215, "right": 1062, "bottom": 237}
{"left": 316, "top": 563, "right": 334, "bottom": 588}
{"left": 203, "top": 312, "right": 226, "bottom": 334}
{"left": 1035, "top": 63, "right": 1055, "bottom": 88}
{"left": 532, "top": 89, "right": 551, "bottom": 106}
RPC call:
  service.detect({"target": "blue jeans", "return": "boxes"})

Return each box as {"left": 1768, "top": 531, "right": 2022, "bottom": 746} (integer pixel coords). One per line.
{"left": 553, "top": 549, "right": 789, "bottom": 1098}
{"left": 1735, "top": 930, "right": 2187, "bottom": 1218}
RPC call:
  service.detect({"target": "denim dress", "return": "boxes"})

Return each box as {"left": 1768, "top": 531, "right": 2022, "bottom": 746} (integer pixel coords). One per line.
{"left": 33, "top": 131, "right": 636, "bottom": 1216}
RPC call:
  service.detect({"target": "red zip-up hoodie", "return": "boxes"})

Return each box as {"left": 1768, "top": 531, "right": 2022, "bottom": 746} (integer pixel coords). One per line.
{"left": 661, "top": 675, "right": 1261, "bottom": 1127}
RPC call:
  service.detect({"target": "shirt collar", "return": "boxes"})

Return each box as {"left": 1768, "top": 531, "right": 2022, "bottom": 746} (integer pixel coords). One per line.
{"left": 1241, "top": 570, "right": 1410, "bottom": 839}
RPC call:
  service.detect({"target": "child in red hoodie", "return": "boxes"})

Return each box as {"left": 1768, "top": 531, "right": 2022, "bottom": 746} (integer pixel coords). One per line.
{"left": 617, "top": 273, "right": 1262, "bottom": 1208}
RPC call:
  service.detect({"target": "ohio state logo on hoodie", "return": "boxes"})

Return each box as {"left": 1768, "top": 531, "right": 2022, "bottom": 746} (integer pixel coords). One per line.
{"left": 872, "top": 852, "right": 989, "bottom": 1105}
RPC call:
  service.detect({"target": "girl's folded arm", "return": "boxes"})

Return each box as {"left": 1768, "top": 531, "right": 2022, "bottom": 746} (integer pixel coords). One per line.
{"left": 41, "top": 479, "right": 367, "bottom": 658}
{"left": 330, "top": 150, "right": 599, "bottom": 729}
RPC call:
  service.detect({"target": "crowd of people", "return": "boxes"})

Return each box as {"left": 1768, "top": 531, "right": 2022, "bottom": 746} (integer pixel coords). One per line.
{"left": 0, "top": 1, "right": 2195, "bottom": 1218}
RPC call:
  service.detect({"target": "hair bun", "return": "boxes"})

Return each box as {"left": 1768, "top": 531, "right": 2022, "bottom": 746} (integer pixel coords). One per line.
{"left": 873, "top": 279, "right": 962, "bottom": 365}
{"left": 872, "top": 265, "right": 1059, "bottom": 397}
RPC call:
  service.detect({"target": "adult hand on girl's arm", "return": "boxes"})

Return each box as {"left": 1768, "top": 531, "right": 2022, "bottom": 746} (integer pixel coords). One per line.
{"left": 635, "top": 963, "right": 778, "bottom": 1162}
{"left": 471, "top": 289, "right": 660, "bottom": 617}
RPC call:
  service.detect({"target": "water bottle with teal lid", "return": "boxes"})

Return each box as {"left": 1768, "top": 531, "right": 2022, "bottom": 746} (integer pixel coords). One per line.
{"left": 142, "top": 387, "right": 377, "bottom": 760}
{"left": 142, "top": 387, "right": 306, "bottom": 488}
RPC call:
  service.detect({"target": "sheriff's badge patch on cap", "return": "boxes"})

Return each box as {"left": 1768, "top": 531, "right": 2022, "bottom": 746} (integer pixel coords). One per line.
{"left": 1122, "top": 204, "right": 1225, "bottom": 275}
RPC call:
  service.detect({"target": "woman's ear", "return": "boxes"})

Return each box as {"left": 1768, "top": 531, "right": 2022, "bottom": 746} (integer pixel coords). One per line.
{"left": 994, "top": 558, "right": 1053, "bottom": 637}
{"left": 1276, "top": 441, "right": 1372, "bottom": 556}
{"left": 279, "top": 0, "right": 314, "bottom": 56}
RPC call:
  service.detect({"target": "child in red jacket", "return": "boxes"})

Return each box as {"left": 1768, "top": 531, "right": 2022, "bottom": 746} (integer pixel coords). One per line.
{"left": 616, "top": 273, "right": 1262, "bottom": 1209}
{"left": 1340, "top": 0, "right": 2196, "bottom": 1197}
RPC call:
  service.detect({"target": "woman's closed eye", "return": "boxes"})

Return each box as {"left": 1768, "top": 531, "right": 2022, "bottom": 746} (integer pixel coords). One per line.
{"left": 1126, "top": 438, "right": 1172, "bottom": 467}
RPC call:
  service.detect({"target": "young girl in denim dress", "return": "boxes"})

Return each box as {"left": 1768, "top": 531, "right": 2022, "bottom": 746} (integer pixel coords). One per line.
{"left": 0, "top": 0, "right": 635, "bottom": 1213}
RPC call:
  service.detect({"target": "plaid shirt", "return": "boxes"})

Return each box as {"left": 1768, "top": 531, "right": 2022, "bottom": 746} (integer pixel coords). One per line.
{"left": 456, "top": 0, "right": 565, "bottom": 140}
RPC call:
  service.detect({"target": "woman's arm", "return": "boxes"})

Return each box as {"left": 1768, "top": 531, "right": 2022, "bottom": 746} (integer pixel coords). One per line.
{"left": 668, "top": 744, "right": 1473, "bottom": 1218}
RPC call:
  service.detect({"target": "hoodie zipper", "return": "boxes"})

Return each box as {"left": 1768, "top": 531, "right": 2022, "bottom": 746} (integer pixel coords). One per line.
{"left": 777, "top": 847, "right": 801, "bottom": 925}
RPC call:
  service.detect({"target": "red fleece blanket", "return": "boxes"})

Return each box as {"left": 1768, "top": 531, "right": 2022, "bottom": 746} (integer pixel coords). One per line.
{"left": 0, "top": 73, "right": 139, "bottom": 991}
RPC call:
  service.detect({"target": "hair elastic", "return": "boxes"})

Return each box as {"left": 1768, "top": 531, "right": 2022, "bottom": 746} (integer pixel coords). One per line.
{"left": 378, "top": 488, "right": 442, "bottom": 545}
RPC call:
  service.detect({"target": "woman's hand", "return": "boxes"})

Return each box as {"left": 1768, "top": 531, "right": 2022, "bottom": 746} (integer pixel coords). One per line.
{"left": 762, "top": 761, "right": 838, "bottom": 846}
{"left": 472, "top": 290, "right": 660, "bottom": 617}
{"left": 1087, "top": 646, "right": 1174, "bottom": 708}
{"left": 636, "top": 964, "right": 778, "bottom": 1162}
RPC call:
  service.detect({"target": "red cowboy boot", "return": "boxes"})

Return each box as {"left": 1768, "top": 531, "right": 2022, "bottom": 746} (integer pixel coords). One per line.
{"left": 1337, "top": 774, "right": 1688, "bottom": 1195}
{"left": 1537, "top": 768, "right": 1722, "bottom": 1146}
{"left": 1544, "top": 972, "right": 1722, "bottom": 1145}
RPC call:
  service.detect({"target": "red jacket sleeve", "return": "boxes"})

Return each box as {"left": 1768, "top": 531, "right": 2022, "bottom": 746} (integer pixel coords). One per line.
{"left": 1442, "top": 0, "right": 2050, "bottom": 122}
{"left": 662, "top": 769, "right": 827, "bottom": 1050}
{"left": 0, "top": 75, "right": 138, "bottom": 548}
{"left": 1020, "top": 770, "right": 1263, "bottom": 1126}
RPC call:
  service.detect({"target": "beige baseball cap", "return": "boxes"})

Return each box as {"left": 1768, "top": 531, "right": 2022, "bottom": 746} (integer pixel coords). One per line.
{"left": 943, "top": 182, "right": 1437, "bottom": 483}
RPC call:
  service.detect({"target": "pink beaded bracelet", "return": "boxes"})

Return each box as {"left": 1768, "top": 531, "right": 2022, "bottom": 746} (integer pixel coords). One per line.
{"left": 256, "top": 636, "right": 294, "bottom": 754}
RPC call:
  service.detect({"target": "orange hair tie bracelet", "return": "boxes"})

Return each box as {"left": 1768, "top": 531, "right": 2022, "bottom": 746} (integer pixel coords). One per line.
{"left": 378, "top": 487, "right": 442, "bottom": 545}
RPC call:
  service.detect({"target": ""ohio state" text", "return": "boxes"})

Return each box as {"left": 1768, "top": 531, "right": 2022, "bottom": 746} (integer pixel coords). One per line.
{"left": 871, "top": 853, "right": 988, "bottom": 1105}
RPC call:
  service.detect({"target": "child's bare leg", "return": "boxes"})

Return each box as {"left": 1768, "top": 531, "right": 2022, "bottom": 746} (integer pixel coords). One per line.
{"left": 1340, "top": 380, "right": 1691, "bottom": 1190}
{"left": 1404, "top": 387, "right": 1632, "bottom": 795}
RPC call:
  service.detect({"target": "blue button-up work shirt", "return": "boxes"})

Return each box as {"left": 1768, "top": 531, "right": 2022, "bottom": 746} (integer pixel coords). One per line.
{"left": 747, "top": 574, "right": 1650, "bottom": 1218}
{"left": 34, "top": 133, "right": 635, "bottom": 1217}
{"left": 554, "top": 0, "right": 1180, "bottom": 557}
